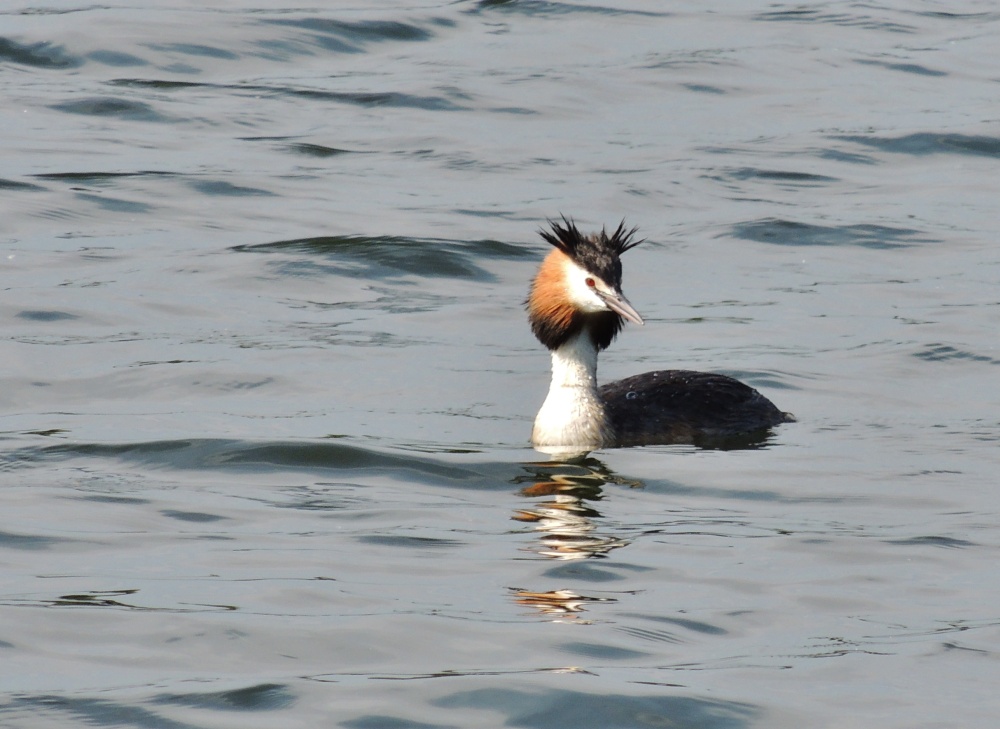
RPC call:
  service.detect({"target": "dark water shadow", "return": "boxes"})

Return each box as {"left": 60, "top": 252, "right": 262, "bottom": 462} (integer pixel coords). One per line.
{"left": 16, "top": 310, "right": 80, "bottom": 322}
{"left": 0, "top": 37, "right": 81, "bottom": 68}
{"left": 469, "top": 0, "right": 670, "bottom": 19}
{"left": 3, "top": 685, "right": 292, "bottom": 728}
{"left": 109, "top": 78, "right": 466, "bottom": 111}
{"left": 232, "top": 234, "right": 532, "bottom": 280}
{"left": 854, "top": 59, "right": 947, "bottom": 77}
{"left": 430, "top": 687, "right": 758, "bottom": 729}
{"left": 0, "top": 177, "right": 45, "bottom": 191}
{"left": 0, "top": 530, "right": 69, "bottom": 550}
{"left": 341, "top": 716, "right": 448, "bottom": 729}
{"left": 73, "top": 191, "right": 154, "bottom": 214}
{"left": 147, "top": 42, "right": 238, "bottom": 60}
{"left": 729, "top": 218, "right": 935, "bottom": 249}
{"left": 720, "top": 167, "right": 838, "bottom": 186}
{"left": 152, "top": 682, "right": 294, "bottom": 711}
{"left": 886, "top": 535, "right": 976, "bottom": 549}
{"left": 13, "top": 436, "right": 794, "bottom": 501}
{"left": 754, "top": 7, "right": 916, "bottom": 33}
{"left": 188, "top": 179, "right": 274, "bottom": 197}
{"left": 1, "top": 695, "right": 199, "bottom": 729}
{"left": 26, "top": 438, "right": 497, "bottom": 488}
{"left": 32, "top": 170, "right": 178, "bottom": 185}
{"left": 835, "top": 132, "right": 1000, "bottom": 158}
{"left": 357, "top": 534, "right": 465, "bottom": 549}
{"left": 913, "top": 343, "right": 1000, "bottom": 366}
{"left": 262, "top": 17, "right": 444, "bottom": 53}
{"left": 50, "top": 97, "right": 169, "bottom": 122}
{"left": 2, "top": 588, "right": 237, "bottom": 613}
{"left": 283, "top": 142, "right": 365, "bottom": 157}
{"left": 88, "top": 50, "right": 149, "bottom": 67}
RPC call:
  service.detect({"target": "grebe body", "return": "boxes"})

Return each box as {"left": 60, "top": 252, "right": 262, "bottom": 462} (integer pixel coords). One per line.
{"left": 527, "top": 218, "right": 793, "bottom": 450}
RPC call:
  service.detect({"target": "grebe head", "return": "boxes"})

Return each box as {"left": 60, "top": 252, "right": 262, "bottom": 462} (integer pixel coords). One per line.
{"left": 527, "top": 217, "right": 644, "bottom": 352}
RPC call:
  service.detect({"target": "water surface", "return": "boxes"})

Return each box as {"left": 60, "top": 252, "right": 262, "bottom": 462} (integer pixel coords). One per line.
{"left": 3, "top": 1, "right": 1000, "bottom": 727}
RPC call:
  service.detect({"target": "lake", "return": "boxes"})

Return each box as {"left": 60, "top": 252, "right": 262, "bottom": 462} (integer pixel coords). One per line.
{"left": 2, "top": 1, "right": 1000, "bottom": 727}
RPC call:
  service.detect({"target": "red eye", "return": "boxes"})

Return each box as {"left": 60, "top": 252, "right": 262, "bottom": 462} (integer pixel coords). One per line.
{"left": 585, "top": 277, "right": 596, "bottom": 288}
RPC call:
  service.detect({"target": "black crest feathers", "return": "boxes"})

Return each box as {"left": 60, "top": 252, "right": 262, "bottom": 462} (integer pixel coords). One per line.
{"left": 539, "top": 216, "right": 642, "bottom": 289}
{"left": 529, "top": 216, "right": 644, "bottom": 352}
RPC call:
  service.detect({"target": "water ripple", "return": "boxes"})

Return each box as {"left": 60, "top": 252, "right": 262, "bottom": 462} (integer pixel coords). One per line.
{"left": 913, "top": 344, "right": 1000, "bottom": 365}
{"left": 233, "top": 235, "right": 530, "bottom": 280}
{"left": 263, "top": 17, "right": 442, "bottom": 51}
{"left": 432, "top": 688, "right": 759, "bottom": 729}
{"left": 0, "top": 37, "right": 80, "bottom": 68}
{"left": 152, "top": 683, "right": 294, "bottom": 711}
{"left": 836, "top": 132, "right": 1000, "bottom": 158}
{"left": 887, "top": 535, "right": 976, "bottom": 549}
{"left": 24, "top": 438, "right": 491, "bottom": 486}
{"left": 855, "top": 59, "right": 948, "bottom": 77}
{"left": 2, "top": 696, "right": 197, "bottom": 729}
{"left": 109, "top": 78, "right": 466, "bottom": 111}
{"left": 729, "top": 218, "right": 935, "bottom": 248}
{"left": 0, "top": 177, "right": 45, "bottom": 191}
{"left": 469, "top": 1, "right": 670, "bottom": 19}
{"left": 754, "top": 7, "right": 917, "bottom": 33}
{"left": 50, "top": 97, "right": 168, "bottom": 122}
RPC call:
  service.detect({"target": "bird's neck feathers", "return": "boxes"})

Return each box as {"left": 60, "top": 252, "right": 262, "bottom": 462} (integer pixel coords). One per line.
{"left": 532, "top": 327, "right": 611, "bottom": 450}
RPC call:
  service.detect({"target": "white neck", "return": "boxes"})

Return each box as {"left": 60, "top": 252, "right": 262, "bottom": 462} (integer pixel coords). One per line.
{"left": 532, "top": 330, "right": 611, "bottom": 450}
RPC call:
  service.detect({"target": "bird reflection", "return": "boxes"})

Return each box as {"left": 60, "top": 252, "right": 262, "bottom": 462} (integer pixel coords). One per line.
{"left": 510, "top": 588, "right": 615, "bottom": 617}
{"left": 513, "top": 456, "right": 639, "bottom": 561}
{"left": 511, "top": 456, "right": 640, "bottom": 621}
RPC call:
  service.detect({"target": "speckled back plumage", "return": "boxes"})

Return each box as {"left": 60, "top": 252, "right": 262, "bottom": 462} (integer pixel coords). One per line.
{"left": 600, "top": 370, "right": 794, "bottom": 447}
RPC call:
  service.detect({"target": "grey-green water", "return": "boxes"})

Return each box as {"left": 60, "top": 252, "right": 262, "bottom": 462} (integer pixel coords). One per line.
{"left": 3, "top": 2, "right": 1000, "bottom": 727}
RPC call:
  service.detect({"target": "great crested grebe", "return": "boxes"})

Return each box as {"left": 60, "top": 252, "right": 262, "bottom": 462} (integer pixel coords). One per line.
{"left": 527, "top": 218, "right": 794, "bottom": 450}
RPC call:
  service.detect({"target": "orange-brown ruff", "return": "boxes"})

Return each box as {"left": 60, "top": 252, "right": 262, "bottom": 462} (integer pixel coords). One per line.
{"left": 527, "top": 218, "right": 794, "bottom": 451}
{"left": 528, "top": 252, "right": 577, "bottom": 340}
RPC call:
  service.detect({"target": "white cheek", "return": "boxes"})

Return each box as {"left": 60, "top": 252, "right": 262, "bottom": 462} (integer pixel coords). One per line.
{"left": 562, "top": 261, "right": 609, "bottom": 313}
